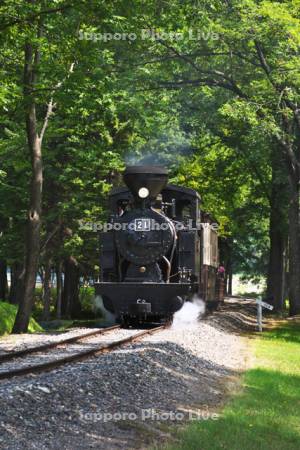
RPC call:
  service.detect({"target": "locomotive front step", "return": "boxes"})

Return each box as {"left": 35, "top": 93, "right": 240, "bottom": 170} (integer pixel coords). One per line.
{"left": 95, "top": 281, "right": 194, "bottom": 318}
{"left": 129, "top": 300, "right": 152, "bottom": 315}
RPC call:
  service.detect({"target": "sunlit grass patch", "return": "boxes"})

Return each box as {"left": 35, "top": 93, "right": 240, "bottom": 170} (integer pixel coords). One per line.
{"left": 162, "top": 322, "right": 300, "bottom": 450}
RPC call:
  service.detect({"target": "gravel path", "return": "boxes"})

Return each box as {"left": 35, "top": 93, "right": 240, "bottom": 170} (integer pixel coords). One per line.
{"left": 0, "top": 299, "right": 252, "bottom": 450}
{"left": 0, "top": 328, "right": 139, "bottom": 375}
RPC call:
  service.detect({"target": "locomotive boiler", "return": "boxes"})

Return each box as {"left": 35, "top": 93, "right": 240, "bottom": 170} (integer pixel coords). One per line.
{"left": 95, "top": 166, "right": 223, "bottom": 325}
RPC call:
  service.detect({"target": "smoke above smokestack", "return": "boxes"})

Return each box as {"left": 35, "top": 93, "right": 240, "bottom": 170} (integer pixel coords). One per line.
{"left": 124, "top": 131, "right": 193, "bottom": 168}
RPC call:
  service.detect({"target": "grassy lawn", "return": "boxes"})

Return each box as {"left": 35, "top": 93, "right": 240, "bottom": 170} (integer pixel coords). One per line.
{"left": 163, "top": 321, "right": 300, "bottom": 450}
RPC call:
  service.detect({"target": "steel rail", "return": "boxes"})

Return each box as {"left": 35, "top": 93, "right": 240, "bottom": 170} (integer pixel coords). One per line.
{"left": 0, "top": 325, "right": 167, "bottom": 380}
{"left": 0, "top": 325, "right": 120, "bottom": 363}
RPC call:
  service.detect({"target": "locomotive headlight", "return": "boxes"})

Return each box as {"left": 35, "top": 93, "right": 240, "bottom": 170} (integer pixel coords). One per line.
{"left": 138, "top": 187, "right": 149, "bottom": 199}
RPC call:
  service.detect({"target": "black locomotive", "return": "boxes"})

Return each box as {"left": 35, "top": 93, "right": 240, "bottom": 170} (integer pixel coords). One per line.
{"left": 95, "top": 166, "right": 224, "bottom": 325}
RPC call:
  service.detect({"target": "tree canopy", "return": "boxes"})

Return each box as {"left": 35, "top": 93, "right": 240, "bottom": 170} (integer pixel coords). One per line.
{"left": 0, "top": 0, "right": 299, "bottom": 330}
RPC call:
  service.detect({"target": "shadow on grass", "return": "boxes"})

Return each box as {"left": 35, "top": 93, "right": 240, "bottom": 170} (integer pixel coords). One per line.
{"left": 262, "top": 323, "right": 300, "bottom": 344}
{"left": 165, "top": 368, "right": 300, "bottom": 450}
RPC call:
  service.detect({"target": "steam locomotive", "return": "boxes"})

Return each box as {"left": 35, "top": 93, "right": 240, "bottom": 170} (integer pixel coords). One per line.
{"left": 95, "top": 166, "right": 224, "bottom": 325}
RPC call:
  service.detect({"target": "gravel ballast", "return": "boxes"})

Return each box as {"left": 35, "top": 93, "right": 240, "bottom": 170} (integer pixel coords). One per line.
{"left": 0, "top": 299, "right": 253, "bottom": 450}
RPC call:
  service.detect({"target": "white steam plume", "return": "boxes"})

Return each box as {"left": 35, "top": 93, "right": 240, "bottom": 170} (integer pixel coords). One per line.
{"left": 172, "top": 296, "right": 205, "bottom": 329}
{"left": 94, "top": 295, "right": 116, "bottom": 324}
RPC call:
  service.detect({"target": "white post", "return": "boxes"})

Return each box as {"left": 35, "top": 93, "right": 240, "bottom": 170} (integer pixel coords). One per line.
{"left": 257, "top": 298, "right": 263, "bottom": 332}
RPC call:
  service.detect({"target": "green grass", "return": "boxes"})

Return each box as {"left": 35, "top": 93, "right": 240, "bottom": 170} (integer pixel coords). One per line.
{"left": 0, "top": 301, "right": 43, "bottom": 335}
{"left": 163, "top": 321, "right": 300, "bottom": 450}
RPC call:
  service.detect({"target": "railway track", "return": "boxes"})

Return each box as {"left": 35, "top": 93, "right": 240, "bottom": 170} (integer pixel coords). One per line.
{"left": 0, "top": 325, "right": 120, "bottom": 363}
{"left": 0, "top": 324, "right": 167, "bottom": 381}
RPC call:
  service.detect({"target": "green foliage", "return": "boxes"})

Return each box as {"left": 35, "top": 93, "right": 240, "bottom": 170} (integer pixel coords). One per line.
{"left": 79, "top": 286, "right": 102, "bottom": 318}
{"left": 31, "top": 287, "right": 56, "bottom": 320}
{"left": 0, "top": 301, "right": 43, "bottom": 336}
{"left": 1, "top": 0, "right": 297, "bottom": 294}
{"left": 31, "top": 286, "right": 99, "bottom": 320}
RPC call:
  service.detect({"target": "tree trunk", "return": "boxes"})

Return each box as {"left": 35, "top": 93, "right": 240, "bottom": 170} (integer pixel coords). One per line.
{"left": 267, "top": 226, "right": 285, "bottom": 311}
{"left": 13, "top": 136, "right": 42, "bottom": 332}
{"left": 288, "top": 179, "right": 300, "bottom": 315}
{"left": 266, "top": 152, "right": 287, "bottom": 312}
{"left": 283, "top": 243, "right": 289, "bottom": 302}
{"left": 225, "top": 239, "right": 233, "bottom": 296}
{"left": 56, "top": 261, "right": 63, "bottom": 319}
{"left": 227, "top": 267, "right": 233, "bottom": 296}
{"left": 0, "top": 260, "right": 8, "bottom": 300}
{"left": 62, "top": 256, "right": 81, "bottom": 319}
{"left": 13, "top": 38, "right": 43, "bottom": 333}
{"left": 42, "top": 256, "right": 52, "bottom": 321}
{"left": 9, "top": 262, "right": 24, "bottom": 305}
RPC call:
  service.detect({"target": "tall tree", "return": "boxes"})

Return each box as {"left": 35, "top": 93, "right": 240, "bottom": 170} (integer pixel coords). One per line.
{"left": 120, "top": 0, "right": 300, "bottom": 313}
{"left": 13, "top": 16, "right": 45, "bottom": 332}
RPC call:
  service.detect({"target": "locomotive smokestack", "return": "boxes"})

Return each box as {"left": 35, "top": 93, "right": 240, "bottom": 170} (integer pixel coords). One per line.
{"left": 123, "top": 166, "right": 168, "bottom": 199}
